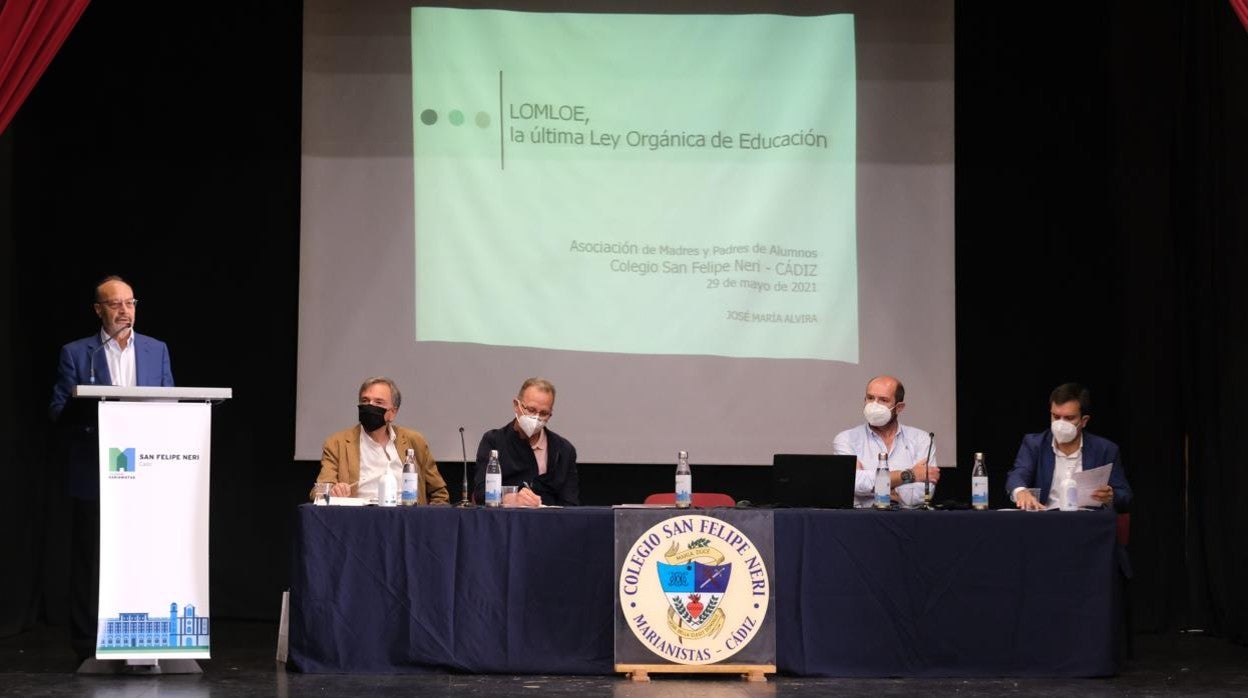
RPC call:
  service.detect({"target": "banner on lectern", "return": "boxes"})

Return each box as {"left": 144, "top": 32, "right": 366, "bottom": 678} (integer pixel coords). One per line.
{"left": 614, "top": 509, "right": 775, "bottom": 668}
{"left": 96, "top": 401, "right": 212, "bottom": 659}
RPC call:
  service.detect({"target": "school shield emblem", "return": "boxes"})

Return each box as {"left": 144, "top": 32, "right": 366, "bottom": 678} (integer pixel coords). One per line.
{"left": 658, "top": 561, "right": 731, "bottom": 631}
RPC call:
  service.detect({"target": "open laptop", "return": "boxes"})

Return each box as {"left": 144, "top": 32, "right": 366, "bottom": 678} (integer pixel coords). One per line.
{"left": 771, "top": 454, "right": 859, "bottom": 508}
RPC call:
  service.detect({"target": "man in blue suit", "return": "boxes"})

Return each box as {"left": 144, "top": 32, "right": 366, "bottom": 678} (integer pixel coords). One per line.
{"left": 49, "top": 275, "right": 173, "bottom": 664}
{"left": 50, "top": 277, "right": 174, "bottom": 415}
{"left": 1006, "top": 383, "right": 1131, "bottom": 512}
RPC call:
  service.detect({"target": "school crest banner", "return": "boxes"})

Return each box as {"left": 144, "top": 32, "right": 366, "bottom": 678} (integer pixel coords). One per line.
{"left": 614, "top": 509, "right": 775, "bottom": 667}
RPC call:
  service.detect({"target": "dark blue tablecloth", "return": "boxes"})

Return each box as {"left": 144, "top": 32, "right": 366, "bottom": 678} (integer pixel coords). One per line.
{"left": 288, "top": 505, "right": 1118, "bottom": 676}
{"left": 773, "top": 509, "right": 1119, "bottom": 677}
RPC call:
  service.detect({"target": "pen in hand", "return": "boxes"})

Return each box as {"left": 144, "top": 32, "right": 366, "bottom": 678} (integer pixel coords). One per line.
{"left": 328, "top": 480, "right": 361, "bottom": 498}
{"left": 518, "top": 481, "right": 542, "bottom": 507}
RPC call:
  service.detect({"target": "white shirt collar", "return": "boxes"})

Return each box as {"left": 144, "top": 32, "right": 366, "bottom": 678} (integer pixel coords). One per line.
{"left": 1050, "top": 434, "right": 1083, "bottom": 458}
{"left": 98, "top": 327, "right": 134, "bottom": 347}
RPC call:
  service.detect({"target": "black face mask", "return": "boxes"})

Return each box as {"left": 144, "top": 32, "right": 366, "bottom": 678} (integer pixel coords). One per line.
{"left": 358, "top": 404, "right": 388, "bottom": 432}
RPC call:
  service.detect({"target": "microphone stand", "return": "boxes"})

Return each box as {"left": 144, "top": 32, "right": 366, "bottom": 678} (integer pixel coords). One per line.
{"left": 88, "top": 323, "right": 132, "bottom": 385}
{"left": 457, "top": 427, "right": 473, "bottom": 507}
{"left": 922, "top": 432, "right": 935, "bottom": 509}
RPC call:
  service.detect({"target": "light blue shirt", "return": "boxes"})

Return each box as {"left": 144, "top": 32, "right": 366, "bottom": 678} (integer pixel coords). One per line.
{"left": 832, "top": 422, "right": 937, "bottom": 508}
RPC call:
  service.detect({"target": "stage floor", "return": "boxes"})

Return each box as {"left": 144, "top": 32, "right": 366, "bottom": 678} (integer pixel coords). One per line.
{"left": 1, "top": 621, "right": 1246, "bottom": 696}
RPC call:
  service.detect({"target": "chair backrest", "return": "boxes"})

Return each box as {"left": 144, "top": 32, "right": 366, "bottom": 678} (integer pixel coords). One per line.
{"left": 643, "top": 492, "right": 735, "bottom": 507}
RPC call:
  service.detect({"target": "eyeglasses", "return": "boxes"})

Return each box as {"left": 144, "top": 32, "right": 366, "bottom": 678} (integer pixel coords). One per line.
{"left": 97, "top": 298, "right": 138, "bottom": 310}
{"left": 359, "top": 398, "right": 392, "bottom": 409}
{"left": 516, "top": 402, "right": 552, "bottom": 419}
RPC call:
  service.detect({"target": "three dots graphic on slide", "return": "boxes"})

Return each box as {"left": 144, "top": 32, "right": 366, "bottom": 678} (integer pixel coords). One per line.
{"left": 420, "top": 108, "right": 491, "bottom": 128}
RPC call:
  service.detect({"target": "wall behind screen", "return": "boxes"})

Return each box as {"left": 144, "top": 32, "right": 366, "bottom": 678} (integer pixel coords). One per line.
{"left": 298, "top": 0, "right": 954, "bottom": 465}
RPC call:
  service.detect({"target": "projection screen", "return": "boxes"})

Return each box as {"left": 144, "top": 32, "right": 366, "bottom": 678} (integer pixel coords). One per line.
{"left": 298, "top": 1, "right": 955, "bottom": 466}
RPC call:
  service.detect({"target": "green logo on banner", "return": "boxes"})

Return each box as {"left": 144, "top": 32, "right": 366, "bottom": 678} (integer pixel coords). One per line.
{"left": 109, "top": 448, "right": 135, "bottom": 472}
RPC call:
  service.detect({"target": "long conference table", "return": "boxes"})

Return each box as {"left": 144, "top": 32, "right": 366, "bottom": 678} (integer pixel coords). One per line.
{"left": 288, "top": 505, "right": 1121, "bottom": 677}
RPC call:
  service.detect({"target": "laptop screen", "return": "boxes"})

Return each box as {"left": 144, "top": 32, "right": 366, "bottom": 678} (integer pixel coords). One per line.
{"left": 771, "top": 454, "right": 859, "bottom": 508}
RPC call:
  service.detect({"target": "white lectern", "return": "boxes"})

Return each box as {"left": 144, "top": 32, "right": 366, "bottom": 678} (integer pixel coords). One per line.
{"left": 72, "top": 385, "right": 231, "bottom": 675}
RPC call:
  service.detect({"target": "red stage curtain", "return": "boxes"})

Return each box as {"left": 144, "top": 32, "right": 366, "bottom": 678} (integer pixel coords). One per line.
{"left": 0, "top": 0, "right": 91, "bottom": 136}
{"left": 1233, "top": 0, "right": 1248, "bottom": 32}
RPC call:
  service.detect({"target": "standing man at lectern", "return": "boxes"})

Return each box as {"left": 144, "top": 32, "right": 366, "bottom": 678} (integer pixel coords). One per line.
{"left": 473, "top": 377, "right": 579, "bottom": 506}
{"left": 832, "top": 375, "right": 939, "bottom": 508}
{"left": 48, "top": 275, "right": 174, "bottom": 663}
{"left": 50, "top": 276, "right": 175, "bottom": 420}
{"left": 312, "top": 377, "right": 449, "bottom": 504}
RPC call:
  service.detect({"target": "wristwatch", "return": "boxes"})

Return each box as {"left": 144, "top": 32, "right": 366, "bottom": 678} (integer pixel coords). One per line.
{"left": 900, "top": 469, "right": 915, "bottom": 485}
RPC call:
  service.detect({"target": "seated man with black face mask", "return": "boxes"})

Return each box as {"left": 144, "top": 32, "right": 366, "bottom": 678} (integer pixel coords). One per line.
{"left": 310, "top": 376, "right": 448, "bottom": 504}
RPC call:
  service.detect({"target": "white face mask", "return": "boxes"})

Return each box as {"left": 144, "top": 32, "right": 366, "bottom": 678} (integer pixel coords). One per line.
{"left": 1051, "top": 419, "right": 1080, "bottom": 444}
{"left": 517, "top": 413, "right": 545, "bottom": 437}
{"left": 863, "top": 401, "right": 894, "bottom": 428}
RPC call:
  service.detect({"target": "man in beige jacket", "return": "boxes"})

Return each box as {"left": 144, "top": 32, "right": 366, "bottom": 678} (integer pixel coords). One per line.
{"left": 310, "top": 376, "right": 448, "bottom": 504}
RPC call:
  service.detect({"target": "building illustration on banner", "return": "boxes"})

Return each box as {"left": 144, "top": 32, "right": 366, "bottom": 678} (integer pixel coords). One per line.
{"left": 98, "top": 602, "right": 210, "bottom": 651}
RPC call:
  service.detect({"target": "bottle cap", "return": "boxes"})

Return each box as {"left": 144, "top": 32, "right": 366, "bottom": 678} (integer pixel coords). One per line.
{"left": 678, "top": 450, "right": 688, "bottom": 459}
{"left": 490, "top": 449, "right": 498, "bottom": 458}
{"left": 974, "top": 452, "right": 984, "bottom": 459}
{"left": 406, "top": 448, "right": 415, "bottom": 457}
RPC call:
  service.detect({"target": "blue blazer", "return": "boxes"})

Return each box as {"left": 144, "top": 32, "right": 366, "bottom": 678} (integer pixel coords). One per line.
{"left": 49, "top": 331, "right": 175, "bottom": 420}
{"left": 49, "top": 331, "right": 174, "bottom": 499}
{"left": 1005, "top": 430, "right": 1132, "bottom": 511}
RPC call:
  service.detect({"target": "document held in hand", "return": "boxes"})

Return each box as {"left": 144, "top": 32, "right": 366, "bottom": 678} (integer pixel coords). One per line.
{"left": 1044, "top": 463, "right": 1113, "bottom": 510}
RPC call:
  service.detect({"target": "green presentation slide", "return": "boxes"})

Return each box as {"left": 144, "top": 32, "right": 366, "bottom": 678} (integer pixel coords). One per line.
{"left": 412, "top": 8, "right": 857, "bottom": 361}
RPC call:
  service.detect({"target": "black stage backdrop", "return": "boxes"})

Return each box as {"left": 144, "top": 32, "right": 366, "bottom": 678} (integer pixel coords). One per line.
{"left": 0, "top": 2, "right": 1245, "bottom": 646}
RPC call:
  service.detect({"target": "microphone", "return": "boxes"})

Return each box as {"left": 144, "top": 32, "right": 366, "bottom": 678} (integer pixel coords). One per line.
{"left": 923, "top": 431, "right": 935, "bottom": 509}
{"left": 457, "top": 426, "right": 472, "bottom": 507}
{"left": 88, "top": 323, "right": 132, "bottom": 385}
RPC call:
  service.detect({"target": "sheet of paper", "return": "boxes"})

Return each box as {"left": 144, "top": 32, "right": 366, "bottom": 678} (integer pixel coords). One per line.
{"left": 1076, "top": 463, "right": 1112, "bottom": 506}
{"left": 1043, "top": 464, "right": 1112, "bottom": 510}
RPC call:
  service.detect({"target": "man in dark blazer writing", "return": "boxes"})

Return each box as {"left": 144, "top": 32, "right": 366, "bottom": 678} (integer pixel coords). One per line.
{"left": 473, "top": 377, "right": 579, "bottom": 507}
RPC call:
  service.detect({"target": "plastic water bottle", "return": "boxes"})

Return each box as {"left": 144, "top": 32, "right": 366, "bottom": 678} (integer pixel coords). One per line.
{"left": 484, "top": 449, "right": 502, "bottom": 508}
{"left": 874, "top": 453, "right": 890, "bottom": 509}
{"left": 675, "top": 450, "right": 692, "bottom": 508}
{"left": 1060, "top": 464, "right": 1079, "bottom": 511}
{"left": 400, "top": 447, "right": 419, "bottom": 506}
{"left": 971, "top": 452, "right": 988, "bottom": 510}
{"left": 379, "top": 466, "right": 399, "bottom": 507}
